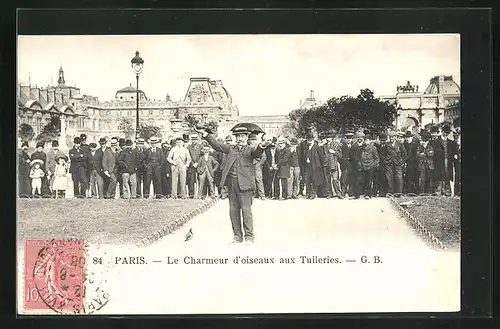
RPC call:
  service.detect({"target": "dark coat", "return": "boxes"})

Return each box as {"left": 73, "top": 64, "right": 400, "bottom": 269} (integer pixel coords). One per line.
{"left": 18, "top": 150, "right": 32, "bottom": 196}
{"left": 276, "top": 146, "right": 292, "bottom": 178}
{"left": 349, "top": 144, "right": 363, "bottom": 172}
{"left": 204, "top": 134, "right": 265, "bottom": 191}
{"left": 416, "top": 142, "right": 434, "bottom": 171}
{"left": 359, "top": 143, "right": 380, "bottom": 171}
{"left": 88, "top": 149, "right": 104, "bottom": 175}
{"left": 197, "top": 155, "right": 220, "bottom": 177}
{"left": 146, "top": 147, "right": 166, "bottom": 167}
{"left": 304, "top": 142, "right": 326, "bottom": 186}
{"left": 404, "top": 140, "right": 419, "bottom": 169}
{"left": 384, "top": 141, "right": 407, "bottom": 166}
{"left": 69, "top": 147, "right": 88, "bottom": 173}
{"left": 432, "top": 138, "right": 458, "bottom": 180}
{"left": 298, "top": 140, "right": 309, "bottom": 172}
{"left": 324, "top": 141, "right": 342, "bottom": 171}
{"left": 102, "top": 147, "right": 117, "bottom": 173}
{"left": 31, "top": 151, "right": 47, "bottom": 172}
{"left": 340, "top": 143, "right": 353, "bottom": 170}
{"left": 117, "top": 148, "right": 137, "bottom": 174}
{"left": 264, "top": 147, "right": 278, "bottom": 171}
{"left": 134, "top": 148, "right": 151, "bottom": 170}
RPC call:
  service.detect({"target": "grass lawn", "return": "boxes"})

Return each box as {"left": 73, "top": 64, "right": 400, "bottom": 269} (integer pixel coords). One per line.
{"left": 17, "top": 198, "right": 205, "bottom": 246}
{"left": 397, "top": 196, "right": 460, "bottom": 250}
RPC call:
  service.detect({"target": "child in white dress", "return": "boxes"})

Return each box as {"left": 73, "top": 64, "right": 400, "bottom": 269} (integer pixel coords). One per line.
{"left": 29, "top": 159, "right": 45, "bottom": 197}
{"left": 52, "top": 155, "right": 69, "bottom": 198}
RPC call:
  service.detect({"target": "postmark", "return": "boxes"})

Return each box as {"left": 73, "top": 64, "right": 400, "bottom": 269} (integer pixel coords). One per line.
{"left": 24, "top": 239, "right": 110, "bottom": 314}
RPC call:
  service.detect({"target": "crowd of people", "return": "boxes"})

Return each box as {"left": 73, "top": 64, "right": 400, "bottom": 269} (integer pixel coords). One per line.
{"left": 17, "top": 122, "right": 461, "bottom": 200}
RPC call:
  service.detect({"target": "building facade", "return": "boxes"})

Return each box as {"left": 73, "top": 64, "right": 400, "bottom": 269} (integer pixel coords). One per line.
{"left": 17, "top": 69, "right": 240, "bottom": 148}
{"left": 380, "top": 75, "right": 461, "bottom": 131}
{"left": 236, "top": 115, "right": 289, "bottom": 137}
{"left": 300, "top": 90, "right": 322, "bottom": 110}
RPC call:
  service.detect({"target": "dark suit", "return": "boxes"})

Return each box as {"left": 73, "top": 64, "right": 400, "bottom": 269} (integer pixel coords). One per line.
{"left": 161, "top": 146, "right": 173, "bottom": 197}
{"left": 134, "top": 147, "right": 151, "bottom": 198}
{"left": 403, "top": 140, "right": 419, "bottom": 193}
{"left": 340, "top": 143, "right": 354, "bottom": 196}
{"left": 276, "top": 146, "right": 292, "bottom": 198}
{"left": 264, "top": 147, "right": 279, "bottom": 198}
{"left": 18, "top": 150, "right": 32, "bottom": 197}
{"left": 304, "top": 142, "right": 326, "bottom": 198}
{"left": 187, "top": 143, "right": 202, "bottom": 197}
{"left": 69, "top": 146, "right": 89, "bottom": 197}
{"left": 204, "top": 134, "right": 265, "bottom": 242}
{"left": 297, "top": 140, "right": 309, "bottom": 195}
{"left": 146, "top": 147, "right": 166, "bottom": 198}
{"left": 88, "top": 149, "right": 104, "bottom": 198}
{"left": 432, "top": 137, "right": 458, "bottom": 196}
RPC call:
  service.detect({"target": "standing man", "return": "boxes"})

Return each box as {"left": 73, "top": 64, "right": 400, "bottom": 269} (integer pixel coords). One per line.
{"left": 87, "top": 142, "right": 104, "bottom": 198}
{"left": 195, "top": 126, "right": 266, "bottom": 244}
{"left": 167, "top": 137, "right": 191, "bottom": 199}
{"left": 416, "top": 130, "right": 434, "bottom": 194}
{"left": 265, "top": 140, "right": 279, "bottom": 199}
{"left": 384, "top": 131, "right": 407, "bottom": 195}
{"left": 45, "top": 140, "right": 65, "bottom": 196}
{"left": 297, "top": 135, "right": 309, "bottom": 197}
{"left": 403, "top": 131, "right": 418, "bottom": 194}
{"left": 117, "top": 139, "right": 138, "bottom": 199}
{"left": 147, "top": 137, "right": 166, "bottom": 199}
{"left": 453, "top": 128, "right": 461, "bottom": 196}
{"left": 325, "top": 133, "right": 343, "bottom": 199}
{"left": 187, "top": 134, "right": 202, "bottom": 198}
{"left": 161, "top": 141, "right": 173, "bottom": 198}
{"left": 18, "top": 141, "right": 32, "bottom": 197}
{"left": 287, "top": 137, "right": 301, "bottom": 199}
{"left": 116, "top": 138, "right": 126, "bottom": 198}
{"left": 102, "top": 138, "right": 119, "bottom": 199}
{"left": 431, "top": 124, "right": 457, "bottom": 196}
{"left": 197, "top": 145, "right": 220, "bottom": 199}
{"left": 248, "top": 133, "right": 267, "bottom": 200}
{"left": 99, "top": 138, "right": 110, "bottom": 193}
{"left": 304, "top": 134, "right": 325, "bottom": 200}
{"left": 69, "top": 137, "right": 89, "bottom": 198}
{"left": 275, "top": 136, "right": 292, "bottom": 200}
{"left": 375, "top": 133, "right": 390, "bottom": 197}
{"left": 357, "top": 133, "right": 379, "bottom": 199}
{"left": 217, "top": 135, "right": 234, "bottom": 199}
{"left": 340, "top": 132, "right": 354, "bottom": 197}
{"left": 79, "top": 134, "right": 91, "bottom": 197}
{"left": 134, "top": 138, "right": 151, "bottom": 198}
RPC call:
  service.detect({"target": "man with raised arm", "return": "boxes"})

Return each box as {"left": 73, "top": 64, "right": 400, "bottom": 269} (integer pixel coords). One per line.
{"left": 194, "top": 125, "right": 266, "bottom": 245}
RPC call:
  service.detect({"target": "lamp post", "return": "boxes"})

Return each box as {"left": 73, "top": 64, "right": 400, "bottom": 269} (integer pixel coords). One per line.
{"left": 131, "top": 51, "right": 144, "bottom": 139}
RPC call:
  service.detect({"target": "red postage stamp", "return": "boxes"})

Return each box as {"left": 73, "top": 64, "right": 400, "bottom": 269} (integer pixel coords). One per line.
{"left": 24, "top": 239, "right": 86, "bottom": 314}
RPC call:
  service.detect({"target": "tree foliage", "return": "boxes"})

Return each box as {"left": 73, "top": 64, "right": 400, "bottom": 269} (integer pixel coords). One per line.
{"left": 36, "top": 116, "right": 61, "bottom": 143}
{"left": 139, "top": 123, "right": 162, "bottom": 141}
{"left": 290, "top": 89, "right": 398, "bottom": 137}
{"left": 118, "top": 117, "right": 135, "bottom": 139}
{"left": 18, "top": 123, "right": 35, "bottom": 142}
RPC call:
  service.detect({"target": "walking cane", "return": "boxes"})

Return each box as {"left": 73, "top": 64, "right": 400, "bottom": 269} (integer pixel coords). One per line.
{"left": 271, "top": 169, "right": 277, "bottom": 198}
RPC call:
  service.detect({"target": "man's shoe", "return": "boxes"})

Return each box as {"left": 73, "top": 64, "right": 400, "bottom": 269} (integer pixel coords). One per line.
{"left": 260, "top": 197, "right": 266, "bottom": 200}
{"left": 229, "top": 238, "right": 243, "bottom": 245}
{"left": 244, "top": 239, "right": 254, "bottom": 245}
{"left": 364, "top": 195, "right": 371, "bottom": 200}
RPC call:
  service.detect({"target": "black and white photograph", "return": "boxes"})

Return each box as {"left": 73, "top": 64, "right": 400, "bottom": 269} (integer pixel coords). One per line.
{"left": 17, "top": 33, "right": 461, "bottom": 314}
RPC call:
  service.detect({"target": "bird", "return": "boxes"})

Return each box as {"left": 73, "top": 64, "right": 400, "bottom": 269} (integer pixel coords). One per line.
{"left": 380, "top": 209, "right": 384, "bottom": 213}
{"left": 185, "top": 228, "right": 193, "bottom": 242}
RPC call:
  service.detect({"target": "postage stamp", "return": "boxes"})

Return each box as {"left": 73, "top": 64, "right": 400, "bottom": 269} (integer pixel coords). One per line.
{"left": 23, "top": 239, "right": 110, "bottom": 314}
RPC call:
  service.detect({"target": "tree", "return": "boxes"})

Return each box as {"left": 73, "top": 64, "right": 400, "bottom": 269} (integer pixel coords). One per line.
{"left": 18, "top": 123, "right": 35, "bottom": 142}
{"left": 36, "top": 116, "right": 61, "bottom": 143}
{"left": 292, "top": 89, "right": 398, "bottom": 137}
{"left": 118, "top": 117, "right": 135, "bottom": 139}
{"left": 139, "top": 123, "right": 162, "bottom": 141}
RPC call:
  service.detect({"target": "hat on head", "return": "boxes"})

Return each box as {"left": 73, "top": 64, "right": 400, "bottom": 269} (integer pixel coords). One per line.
{"left": 277, "top": 136, "right": 287, "bottom": 144}
{"left": 99, "top": 137, "right": 107, "bottom": 145}
{"left": 429, "top": 125, "right": 440, "bottom": 133}
{"left": 441, "top": 123, "right": 452, "bottom": 134}
{"left": 80, "top": 133, "right": 87, "bottom": 140}
{"left": 306, "top": 134, "right": 314, "bottom": 141}
{"left": 118, "top": 138, "right": 126, "bottom": 147}
{"left": 136, "top": 138, "right": 145, "bottom": 145}
{"left": 363, "top": 130, "right": 371, "bottom": 136}
{"left": 379, "top": 133, "right": 388, "bottom": 141}
{"left": 51, "top": 140, "right": 59, "bottom": 147}
{"left": 35, "top": 141, "right": 44, "bottom": 148}
{"left": 149, "top": 137, "right": 159, "bottom": 144}
{"left": 404, "top": 131, "right": 413, "bottom": 138}
{"left": 56, "top": 154, "right": 68, "bottom": 162}
{"left": 453, "top": 127, "right": 461, "bottom": 135}
{"left": 175, "top": 137, "right": 184, "bottom": 142}
{"left": 202, "top": 146, "right": 210, "bottom": 152}
{"left": 344, "top": 131, "right": 354, "bottom": 138}
{"left": 364, "top": 133, "right": 372, "bottom": 140}
{"left": 190, "top": 134, "right": 199, "bottom": 140}
{"left": 232, "top": 126, "right": 251, "bottom": 135}
{"left": 30, "top": 159, "right": 44, "bottom": 167}
{"left": 290, "top": 137, "right": 299, "bottom": 145}
{"left": 225, "top": 135, "right": 233, "bottom": 142}
{"left": 110, "top": 139, "right": 118, "bottom": 147}
{"left": 125, "top": 139, "right": 133, "bottom": 146}
{"left": 73, "top": 137, "right": 81, "bottom": 144}
{"left": 420, "top": 131, "right": 431, "bottom": 141}
{"left": 396, "top": 131, "right": 405, "bottom": 138}
{"left": 21, "top": 141, "right": 29, "bottom": 148}
{"left": 355, "top": 131, "right": 365, "bottom": 139}
{"left": 89, "top": 142, "right": 97, "bottom": 148}
{"left": 248, "top": 134, "right": 257, "bottom": 141}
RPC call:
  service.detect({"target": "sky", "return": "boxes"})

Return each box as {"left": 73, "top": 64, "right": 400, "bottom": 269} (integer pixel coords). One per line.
{"left": 17, "top": 34, "right": 460, "bottom": 116}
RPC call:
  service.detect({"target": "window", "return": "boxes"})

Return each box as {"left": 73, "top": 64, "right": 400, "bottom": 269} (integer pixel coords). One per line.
{"left": 107, "top": 110, "right": 111, "bottom": 116}
{"left": 120, "top": 96, "right": 123, "bottom": 100}
{"left": 160, "top": 110, "right": 164, "bottom": 115}
{"left": 118, "top": 110, "right": 121, "bottom": 116}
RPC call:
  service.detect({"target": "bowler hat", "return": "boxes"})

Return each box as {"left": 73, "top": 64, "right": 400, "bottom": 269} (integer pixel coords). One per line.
{"left": 429, "top": 126, "right": 440, "bottom": 133}
{"left": 175, "top": 137, "right": 184, "bottom": 142}
{"left": 441, "top": 124, "right": 452, "bottom": 134}
{"left": 306, "top": 134, "right": 314, "bottom": 141}
{"left": 396, "top": 131, "right": 405, "bottom": 137}
{"left": 118, "top": 138, "right": 126, "bottom": 146}
{"left": 136, "top": 138, "right": 145, "bottom": 145}
{"left": 420, "top": 131, "right": 431, "bottom": 141}
{"left": 73, "top": 137, "right": 81, "bottom": 144}
{"left": 80, "top": 133, "right": 87, "bottom": 140}
{"left": 21, "top": 141, "right": 29, "bottom": 148}
{"left": 99, "top": 137, "right": 107, "bottom": 145}
{"left": 344, "top": 132, "right": 354, "bottom": 138}
{"left": 404, "top": 131, "right": 413, "bottom": 138}
{"left": 125, "top": 139, "right": 133, "bottom": 146}
{"left": 202, "top": 146, "right": 210, "bottom": 152}
{"left": 89, "top": 142, "right": 97, "bottom": 148}
{"left": 36, "top": 141, "right": 45, "bottom": 148}
{"left": 51, "top": 140, "right": 59, "bottom": 147}
{"left": 232, "top": 127, "right": 251, "bottom": 135}
{"left": 277, "top": 137, "right": 287, "bottom": 144}
{"left": 290, "top": 137, "right": 299, "bottom": 145}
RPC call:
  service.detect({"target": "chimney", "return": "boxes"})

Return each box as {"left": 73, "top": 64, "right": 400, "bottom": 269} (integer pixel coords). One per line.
{"left": 47, "top": 88, "right": 55, "bottom": 104}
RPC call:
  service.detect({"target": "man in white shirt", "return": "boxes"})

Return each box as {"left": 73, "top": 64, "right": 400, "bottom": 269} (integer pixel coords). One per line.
{"left": 167, "top": 137, "right": 192, "bottom": 199}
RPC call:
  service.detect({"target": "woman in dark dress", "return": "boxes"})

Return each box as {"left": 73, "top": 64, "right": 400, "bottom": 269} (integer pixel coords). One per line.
{"left": 18, "top": 142, "right": 32, "bottom": 197}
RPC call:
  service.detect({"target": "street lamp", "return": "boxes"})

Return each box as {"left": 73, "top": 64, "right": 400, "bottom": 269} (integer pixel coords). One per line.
{"left": 131, "top": 51, "right": 144, "bottom": 139}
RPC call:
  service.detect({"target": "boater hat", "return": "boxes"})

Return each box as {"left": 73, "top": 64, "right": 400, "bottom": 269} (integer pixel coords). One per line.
{"left": 136, "top": 138, "right": 145, "bottom": 145}
{"left": 150, "top": 137, "right": 159, "bottom": 144}
{"left": 30, "top": 159, "right": 44, "bottom": 167}
{"left": 56, "top": 154, "right": 68, "bottom": 162}
{"left": 248, "top": 134, "right": 258, "bottom": 141}
{"left": 202, "top": 146, "right": 210, "bottom": 152}
{"left": 232, "top": 127, "right": 251, "bottom": 135}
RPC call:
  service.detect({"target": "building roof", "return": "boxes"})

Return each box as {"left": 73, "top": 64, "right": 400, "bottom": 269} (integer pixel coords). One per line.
{"left": 424, "top": 75, "right": 460, "bottom": 95}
